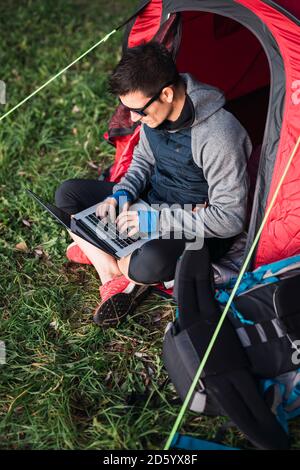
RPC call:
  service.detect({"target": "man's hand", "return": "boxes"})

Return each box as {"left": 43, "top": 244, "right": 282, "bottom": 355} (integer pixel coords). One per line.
{"left": 116, "top": 202, "right": 139, "bottom": 238}
{"left": 96, "top": 197, "right": 118, "bottom": 223}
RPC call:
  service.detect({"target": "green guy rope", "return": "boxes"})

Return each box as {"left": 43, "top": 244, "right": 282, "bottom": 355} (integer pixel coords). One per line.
{"left": 0, "top": 29, "right": 116, "bottom": 123}
{"left": 0, "top": 1, "right": 149, "bottom": 122}
{"left": 164, "top": 135, "right": 300, "bottom": 450}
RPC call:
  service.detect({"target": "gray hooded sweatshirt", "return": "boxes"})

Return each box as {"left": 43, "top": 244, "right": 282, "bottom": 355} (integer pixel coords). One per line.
{"left": 112, "top": 74, "right": 252, "bottom": 239}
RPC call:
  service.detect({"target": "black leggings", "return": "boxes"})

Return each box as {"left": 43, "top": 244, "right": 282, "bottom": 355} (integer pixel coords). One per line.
{"left": 55, "top": 178, "right": 237, "bottom": 284}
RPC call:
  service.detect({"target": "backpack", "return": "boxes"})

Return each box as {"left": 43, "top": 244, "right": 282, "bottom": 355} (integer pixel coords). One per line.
{"left": 162, "top": 249, "right": 300, "bottom": 449}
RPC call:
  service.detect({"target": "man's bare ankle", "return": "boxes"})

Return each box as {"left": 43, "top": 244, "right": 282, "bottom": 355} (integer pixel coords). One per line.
{"left": 100, "top": 271, "right": 123, "bottom": 284}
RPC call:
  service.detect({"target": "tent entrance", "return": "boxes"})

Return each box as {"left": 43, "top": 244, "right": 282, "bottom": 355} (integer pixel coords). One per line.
{"left": 175, "top": 11, "right": 271, "bottom": 225}
{"left": 176, "top": 11, "right": 270, "bottom": 145}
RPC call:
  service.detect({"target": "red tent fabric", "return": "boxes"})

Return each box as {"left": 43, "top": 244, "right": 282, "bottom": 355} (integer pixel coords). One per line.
{"left": 236, "top": 0, "right": 300, "bottom": 267}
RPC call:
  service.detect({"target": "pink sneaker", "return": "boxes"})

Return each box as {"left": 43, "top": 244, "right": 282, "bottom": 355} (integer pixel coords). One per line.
{"left": 66, "top": 242, "right": 92, "bottom": 265}
{"left": 93, "top": 275, "right": 151, "bottom": 327}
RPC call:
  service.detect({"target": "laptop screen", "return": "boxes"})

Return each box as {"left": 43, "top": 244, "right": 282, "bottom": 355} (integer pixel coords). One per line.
{"left": 27, "top": 189, "right": 71, "bottom": 229}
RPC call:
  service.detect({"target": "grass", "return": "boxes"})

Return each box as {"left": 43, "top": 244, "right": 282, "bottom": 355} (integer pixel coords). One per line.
{"left": 0, "top": 0, "right": 299, "bottom": 451}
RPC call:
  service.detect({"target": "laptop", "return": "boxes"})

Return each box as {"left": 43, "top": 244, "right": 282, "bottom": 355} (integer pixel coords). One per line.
{"left": 27, "top": 189, "right": 159, "bottom": 260}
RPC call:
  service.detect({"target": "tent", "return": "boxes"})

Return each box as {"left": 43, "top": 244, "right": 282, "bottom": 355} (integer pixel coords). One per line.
{"left": 105, "top": 0, "right": 300, "bottom": 270}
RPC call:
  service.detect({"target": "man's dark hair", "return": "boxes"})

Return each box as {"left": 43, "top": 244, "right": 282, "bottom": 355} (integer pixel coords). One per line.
{"left": 109, "top": 42, "right": 181, "bottom": 97}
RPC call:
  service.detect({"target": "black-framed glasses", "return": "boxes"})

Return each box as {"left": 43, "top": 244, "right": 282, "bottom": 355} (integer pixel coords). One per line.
{"left": 119, "top": 81, "right": 173, "bottom": 117}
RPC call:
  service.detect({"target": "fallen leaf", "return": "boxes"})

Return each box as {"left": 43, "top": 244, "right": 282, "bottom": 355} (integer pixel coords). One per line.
{"left": 49, "top": 320, "right": 59, "bottom": 330}
{"left": 15, "top": 241, "right": 28, "bottom": 252}
{"left": 34, "top": 248, "right": 43, "bottom": 257}
{"left": 72, "top": 105, "right": 80, "bottom": 113}
{"left": 12, "top": 69, "right": 21, "bottom": 80}
{"left": 134, "top": 352, "right": 148, "bottom": 358}
{"left": 105, "top": 371, "right": 112, "bottom": 382}
{"left": 87, "top": 160, "right": 98, "bottom": 170}
{"left": 153, "top": 310, "right": 172, "bottom": 323}
{"left": 22, "top": 219, "right": 31, "bottom": 228}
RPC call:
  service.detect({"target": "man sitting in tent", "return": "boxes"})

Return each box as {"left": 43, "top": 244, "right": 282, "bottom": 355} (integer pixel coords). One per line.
{"left": 55, "top": 42, "right": 252, "bottom": 327}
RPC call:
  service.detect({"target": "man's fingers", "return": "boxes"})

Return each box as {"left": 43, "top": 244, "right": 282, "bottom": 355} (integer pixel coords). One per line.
{"left": 95, "top": 204, "right": 102, "bottom": 218}
{"left": 128, "top": 227, "right": 139, "bottom": 238}
{"left": 118, "top": 217, "right": 139, "bottom": 235}
{"left": 96, "top": 198, "right": 117, "bottom": 219}
{"left": 108, "top": 204, "right": 116, "bottom": 223}
{"left": 118, "top": 219, "right": 134, "bottom": 234}
{"left": 117, "top": 212, "right": 136, "bottom": 223}
{"left": 121, "top": 201, "right": 131, "bottom": 213}
{"left": 95, "top": 203, "right": 139, "bottom": 235}
{"left": 116, "top": 210, "right": 137, "bottom": 224}
{"left": 96, "top": 203, "right": 108, "bottom": 219}
{"left": 117, "top": 213, "right": 138, "bottom": 233}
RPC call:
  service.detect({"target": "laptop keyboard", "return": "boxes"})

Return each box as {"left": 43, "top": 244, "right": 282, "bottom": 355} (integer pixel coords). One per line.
{"left": 83, "top": 213, "right": 138, "bottom": 249}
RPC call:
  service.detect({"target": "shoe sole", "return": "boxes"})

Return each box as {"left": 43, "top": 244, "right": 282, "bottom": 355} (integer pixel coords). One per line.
{"left": 93, "top": 285, "right": 151, "bottom": 327}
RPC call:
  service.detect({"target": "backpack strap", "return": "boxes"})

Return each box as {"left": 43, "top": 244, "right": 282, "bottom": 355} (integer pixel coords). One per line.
{"left": 261, "top": 369, "right": 300, "bottom": 433}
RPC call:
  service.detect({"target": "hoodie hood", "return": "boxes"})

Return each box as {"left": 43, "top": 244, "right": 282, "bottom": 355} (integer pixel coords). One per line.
{"left": 181, "top": 73, "right": 226, "bottom": 126}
